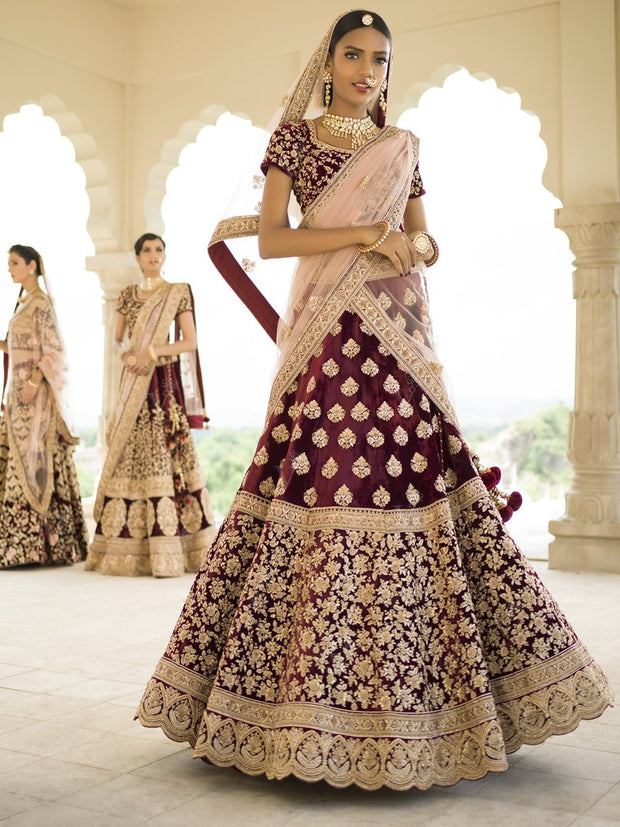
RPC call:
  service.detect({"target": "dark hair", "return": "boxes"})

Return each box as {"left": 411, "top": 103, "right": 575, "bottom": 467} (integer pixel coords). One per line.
{"left": 328, "top": 10, "right": 392, "bottom": 55}
{"left": 9, "top": 244, "right": 43, "bottom": 276}
{"left": 134, "top": 233, "right": 166, "bottom": 255}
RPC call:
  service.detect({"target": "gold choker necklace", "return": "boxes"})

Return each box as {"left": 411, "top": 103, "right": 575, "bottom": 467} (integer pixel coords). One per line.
{"left": 322, "top": 113, "right": 380, "bottom": 150}
{"left": 140, "top": 275, "right": 165, "bottom": 293}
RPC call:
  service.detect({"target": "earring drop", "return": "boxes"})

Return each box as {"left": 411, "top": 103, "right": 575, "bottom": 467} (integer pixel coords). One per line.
{"left": 379, "top": 79, "right": 387, "bottom": 113}
{"left": 323, "top": 71, "right": 332, "bottom": 112}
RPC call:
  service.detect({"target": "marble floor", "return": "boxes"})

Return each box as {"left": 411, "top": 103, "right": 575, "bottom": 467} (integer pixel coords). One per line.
{"left": 0, "top": 559, "right": 618, "bottom": 826}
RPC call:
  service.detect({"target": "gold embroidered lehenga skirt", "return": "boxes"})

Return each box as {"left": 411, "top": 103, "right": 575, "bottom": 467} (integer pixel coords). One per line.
{"left": 137, "top": 310, "right": 613, "bottom": 789}
{"left": 86, "top": 361, "right": 216, "bottom": 577}
{"left": 0, "top": 414, "right": 88, "bottom": 567}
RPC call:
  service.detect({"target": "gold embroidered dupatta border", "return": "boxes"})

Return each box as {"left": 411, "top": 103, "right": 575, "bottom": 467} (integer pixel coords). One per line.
{"left": 94, "top": 283, "right": 185, "bottom": 522}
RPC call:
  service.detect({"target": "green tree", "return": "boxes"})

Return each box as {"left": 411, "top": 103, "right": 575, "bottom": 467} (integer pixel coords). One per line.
{"left": 504, "top": 403, "right": 571, "bottom": 497}
{"left": 195, "top": 427, "right": 262, "bottom": 520}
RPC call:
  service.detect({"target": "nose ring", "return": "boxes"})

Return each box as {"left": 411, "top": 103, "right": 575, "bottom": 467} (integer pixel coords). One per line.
{"left": 365, "top": 76, "right": 379, "bottom": 89}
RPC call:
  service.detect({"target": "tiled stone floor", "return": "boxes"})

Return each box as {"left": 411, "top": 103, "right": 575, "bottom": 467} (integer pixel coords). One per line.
{"left": 0, "top": 559, "right": 618, "bottom": 826}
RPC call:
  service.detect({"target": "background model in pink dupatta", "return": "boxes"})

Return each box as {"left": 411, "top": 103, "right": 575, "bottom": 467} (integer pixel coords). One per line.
{"left": 136, "top": 11, "right": 613, "bottom": 790}
{"left": 0, "top": 244, "right": 88, "bottom": 567}
{"left": 86, "top": 233, "right": 216, "bottom": 578}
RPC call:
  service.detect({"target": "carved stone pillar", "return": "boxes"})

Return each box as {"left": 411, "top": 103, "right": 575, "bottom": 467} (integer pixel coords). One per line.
{"left": 87, "top": 251, "right": 137, "bottom": 448}
{"left": 549, "top": 202, "right": 620, "bottom": 573}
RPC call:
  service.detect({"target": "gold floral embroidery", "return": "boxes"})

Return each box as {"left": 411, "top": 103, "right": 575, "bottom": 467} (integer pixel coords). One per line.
{"left": 303, "top": 487, "right": 317, "bottom": 506}
{"left": 334, "top": 485, "right": 353, "bottom": 506}
{"left": 292, "top": 453, "right": 310, "bottom": 474}
{"left": 308, "top": 296, "right": 323, "bottom": 313}
{"left": 307, "top": 377, "right": 317, "bottom": 393}
{"left": 288, "top": 402, "right": 303, "bottom": 420}
{"left": 393, "top": 426, "right": 408, "bottom": 446}
{"left": 404, "top": 287, "right": 417, "bottom": 306}
{"left": 291, "top": 424, "right": 302, "bottom": 441}
{"left": 435, "top": 476, "right": 447, "bottom": 494}
{"left": 432, "top": 415, "right": 439, "bottom": 432}
{"left": 372, "top": 486, "right": 390, "bottom": 507}
{"left": 274, "top": 477, "right": 287, "bottom": 497}
{"left": 157, "top": 497, "right": 177, "bottom": 537}
{"left": 420, "top": 395, "right": 430, "bottom": 412}
{"left": 180, "top": 497, "right": 203, "bottom": 534}
{"left": 394, "top": 313, "right": 407, "bottom": 330}
{"left": 312, "top": 428, "right": 329, "bottom": 448}
{"left": 406, "top": 484, "right": 420, "bottom": 506}
{"left": 448, "top": 435, "right": 463, "bottom": 455}
{"left": 254, "top": 446, "right": 269, "bottom": 467}
{"left": 398, "top": 399, "right": 414, "bottom": 418}
{"left": 359, "top": 322, "right": 373, "bottom": 336}
{"left": 101, "top": 498, "right": 126, "bottom": 538}
{"left": 383, "top": 374, "right": 399, "bottom": 394}
{"left": 386, "top": 455, "right": 403, "bottom": 477}
{"left": 272, "top": 424, "right": 290, "bottom": 443}
{"left": 445, "top": 468, "right": 458, "bottom": 490}
{"left": 416, "top": 421, "right": 433, "bottom": 439}
{"left": 259, "top": 478, "right": 275, "bottom": 498}
{"left": 342, "top": 338, "right": 361, "bottom": 358}
{"left": 361, "top": 358, "right": 379, "bottom": 377}
{"left": 330, "top": 321, "right": 342, "bottom": 336}
{"left": 321, "top": 458, "right": 339, "bottom": 479}
{"left": 327, "top": 404, "right": 345, "bottom": 423}
{"left": 337, "top": 428, "right": 356, "bottom": 449}
{"left": 288, "top": 380, "right": 298, "bottom": 394}
{"left": 304, "top": 401, "right": 321, "bottom": 420}
{"left": 413, "top": 330, "right": 424, "bottom": 344}
{"left": 322, "top": 359, "right": 340, "bottom": 377}
{"left": 377, "top": 292, "right": 392, "bottom": 310}
{"left": 411, "top": 453, "right": 428, "bottom": 473}
{"left": 340, "top": 378, "right": 359, "bottom": 397}
{"left": 378, "top": 344, "right": 389, "bottom": 356}
{"left": 127, "top": 501, "right": 147, "bottom": 539}
{"left": 350, "top": 402, "right": 369, "bottom": 422}
{"left": 377, "top": 402, "right": 394, "bottom": 421}
{"left": 273, "top": 400, "right": 285, "bottom": 416}
{"left": 352, "top": 457, "right": 371, "bottom": 478}
{"left": 366, "top": 428, "right": 385, "bottom": 447}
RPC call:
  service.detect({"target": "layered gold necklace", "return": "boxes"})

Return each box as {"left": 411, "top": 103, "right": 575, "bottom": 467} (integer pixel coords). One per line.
{"left": 139, "top": 274, "right": 166, "bottom": 294}
{"left": 322, "top": 113, "right": 380, "bottom": 150}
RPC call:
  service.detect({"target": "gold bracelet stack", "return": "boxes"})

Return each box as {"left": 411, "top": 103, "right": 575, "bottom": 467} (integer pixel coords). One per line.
{"left": 412, "top": 231, "right": 439, "bottom": 267}
{"left": 358, "top": 221, "right": 390, "bottom": 253}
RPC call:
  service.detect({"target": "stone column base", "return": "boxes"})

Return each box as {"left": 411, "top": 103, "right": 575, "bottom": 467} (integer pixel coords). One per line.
{"left": 548, "top": 520, "right": 620, "bottom": 573}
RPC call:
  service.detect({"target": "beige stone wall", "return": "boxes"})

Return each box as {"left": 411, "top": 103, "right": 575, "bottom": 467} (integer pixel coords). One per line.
{"left": 1, "top": 0, "right": 616, "bottom": 242}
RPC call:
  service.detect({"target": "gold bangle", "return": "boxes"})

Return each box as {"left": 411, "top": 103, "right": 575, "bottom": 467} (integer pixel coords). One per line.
{"left": 358, "top": 221, "right": 389, "bottom": 253}
{"left": 27, "top": 378, "right": 40, "bottom": 389}
{"left": 147, "top": 344, "right": 157, "bottom": 362}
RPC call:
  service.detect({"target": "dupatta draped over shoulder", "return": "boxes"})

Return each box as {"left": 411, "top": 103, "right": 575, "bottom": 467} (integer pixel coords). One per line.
{"left": 94, "top": 282, "right": 205, "bottom": 523}
{"left": 5, "top": 288, "right": 76, "bottom": 514}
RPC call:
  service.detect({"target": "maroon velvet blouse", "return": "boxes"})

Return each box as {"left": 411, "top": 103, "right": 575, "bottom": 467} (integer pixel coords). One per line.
{"left": 260, "top": 120, "right": 425, "bottom": 215}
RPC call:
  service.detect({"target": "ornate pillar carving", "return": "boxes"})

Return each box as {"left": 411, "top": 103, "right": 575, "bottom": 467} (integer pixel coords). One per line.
{"left": 549, "top": 202, "right": 620, "bottom": 573}
{"left": 87, "top": 251, "right": 137, "bottom": 448}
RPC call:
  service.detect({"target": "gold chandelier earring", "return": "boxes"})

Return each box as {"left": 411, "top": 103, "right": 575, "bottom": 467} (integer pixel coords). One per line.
{"left": 379, "top": 79, "right": 387, "bottom": 113}
{"left": 323, "top": 71, "right": 332, "bottom": 112}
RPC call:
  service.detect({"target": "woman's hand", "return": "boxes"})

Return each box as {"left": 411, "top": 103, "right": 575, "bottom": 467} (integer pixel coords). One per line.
{"left": 375, "top": 230, "right": 418, "bottom": 276}
{"left": 19, "top": 381, "right": 40, "bottom": 404}
{"left": 122, "top": 350, "right": 151, "bottom": 376}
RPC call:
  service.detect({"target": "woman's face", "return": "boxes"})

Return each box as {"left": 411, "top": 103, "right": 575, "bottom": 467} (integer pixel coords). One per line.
{"left": 7, "top": 253, "right": 36, "bottom": 285}
{"left": 326, "top": 26, "right": 390, "bottom": 114}
{"left": 136, "top": 238, "right": 166, "bottom": 275}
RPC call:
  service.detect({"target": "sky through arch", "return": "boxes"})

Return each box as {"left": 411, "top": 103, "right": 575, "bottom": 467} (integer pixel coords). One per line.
{"left": 398, "top": 69, "right": 574, "bottom": 428}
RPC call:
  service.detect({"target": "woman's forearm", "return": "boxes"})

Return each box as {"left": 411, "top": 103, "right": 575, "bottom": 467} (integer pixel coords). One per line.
{"left": 258, "top": 224, "right": 385, "bottom": 259}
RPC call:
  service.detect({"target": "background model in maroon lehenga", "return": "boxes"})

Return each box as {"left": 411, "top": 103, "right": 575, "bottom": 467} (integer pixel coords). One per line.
{"left": 136, "top": 11, "right": 613, "bottom": 789}
{"left": 86, "top": 234, "right": 216, "bottom": 577}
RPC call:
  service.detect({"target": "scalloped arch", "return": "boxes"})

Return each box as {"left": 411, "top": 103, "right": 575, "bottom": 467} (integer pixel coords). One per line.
{"left": 144, "top": 103, "right": 231, "bottom": 235}
{"left": 19, "top": 94, "right": 118, "bottom": 254}
{"left": 393, "top": 63, "right": 531, "bottom": 120}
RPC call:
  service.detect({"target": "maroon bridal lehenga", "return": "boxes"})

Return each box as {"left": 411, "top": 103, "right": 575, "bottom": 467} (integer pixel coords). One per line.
{"left": 136, "top": 16, "right": 612, "bottom": 789}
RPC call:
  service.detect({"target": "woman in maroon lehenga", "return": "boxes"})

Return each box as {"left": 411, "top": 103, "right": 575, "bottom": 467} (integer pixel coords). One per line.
{"left": 136, "top": 10, "right": 613, "bottom": 789}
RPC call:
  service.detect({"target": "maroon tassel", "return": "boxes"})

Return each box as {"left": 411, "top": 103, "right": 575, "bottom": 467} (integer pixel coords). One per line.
{"left": 508, "top": 491, "right": 523, "bottom": 511}
{"left": 499, "top": 505, "right": 514, "bottom": 522}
